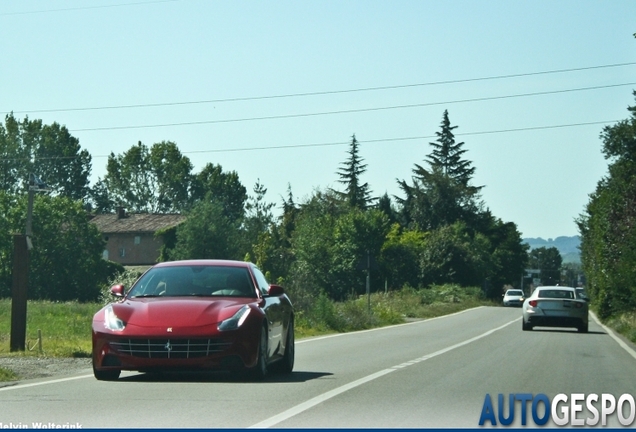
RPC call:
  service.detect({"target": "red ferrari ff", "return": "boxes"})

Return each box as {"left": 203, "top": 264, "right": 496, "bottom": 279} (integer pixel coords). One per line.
{"left": 92, "top": 260, "right": 294, "bottom": 381}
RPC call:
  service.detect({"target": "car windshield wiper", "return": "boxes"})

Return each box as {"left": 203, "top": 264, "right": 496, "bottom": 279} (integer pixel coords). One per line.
{"left": 130, "top": 294, "right": 160, "bottom": 298}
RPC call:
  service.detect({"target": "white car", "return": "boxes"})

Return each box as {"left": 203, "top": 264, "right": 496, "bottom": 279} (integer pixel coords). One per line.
{"left": 522, "top": 286, "right": 589, "bottom": 333}
{"left": 502, "top": 289, "right": 524, "bottom": 307}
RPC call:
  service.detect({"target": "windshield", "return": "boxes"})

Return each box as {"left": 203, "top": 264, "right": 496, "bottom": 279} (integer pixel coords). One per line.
{"left": 127, "top": 265, "right": 257, "bottom": 298}
{"left": 506, "top": 290, "right": 523, "bottom": 296}
{"left": 537, "top": 289, "right": 574, "bottom": 299}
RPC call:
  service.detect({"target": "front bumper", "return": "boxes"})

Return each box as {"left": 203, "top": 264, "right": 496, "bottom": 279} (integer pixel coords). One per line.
{"left": 92, "top": 320, "right": 261, "bottom": 373}
{"left": 503, "top": 300, "right": 523, "bottom": 307}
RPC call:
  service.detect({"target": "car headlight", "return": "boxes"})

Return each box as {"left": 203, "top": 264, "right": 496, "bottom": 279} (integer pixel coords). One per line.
{"left": 218, "top": 305, "right": 251, "bottom": 331}
{"left": 104, "top": 305, "right": 126, "bottom": 331}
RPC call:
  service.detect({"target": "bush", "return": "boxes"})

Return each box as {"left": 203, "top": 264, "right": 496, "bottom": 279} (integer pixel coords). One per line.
{"left": 293, "top": 283, "right": 488, "bottom": 337}
{"left": 99, "top": 267, "right": 146, "bottom": 305}
{"left": 605, "top": 311, "right": 636, "bottom": 344}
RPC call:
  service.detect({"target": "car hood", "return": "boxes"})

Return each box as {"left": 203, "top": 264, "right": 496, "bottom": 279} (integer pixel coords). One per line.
{"left": 110, "top": 297, "right": 251, "bottom": 328}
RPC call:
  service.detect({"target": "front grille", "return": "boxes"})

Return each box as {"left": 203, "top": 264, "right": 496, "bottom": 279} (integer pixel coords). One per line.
{"left": 110, "top": 338, "right": 231, "bottom": 359}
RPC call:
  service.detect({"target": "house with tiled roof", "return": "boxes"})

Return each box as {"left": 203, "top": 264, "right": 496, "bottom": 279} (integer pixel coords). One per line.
{"left": 90, "top": 207, "right": 186, "bottom": 266}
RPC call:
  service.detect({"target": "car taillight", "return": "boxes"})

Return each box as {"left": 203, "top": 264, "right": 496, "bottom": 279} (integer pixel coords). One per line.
{"left": 529, "top": 300, "right": 538, "bottom": 307}
{"left": 575, "top": 302, "right": 583, "bottom": 308}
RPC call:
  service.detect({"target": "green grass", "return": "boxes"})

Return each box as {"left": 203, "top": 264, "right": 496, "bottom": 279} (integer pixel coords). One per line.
{"left": 7, "top": 288, "right": 632, "bottom": 384}
{"left": 0, "top": 286, "right": 489, "bottom": 358}
{"left": 604, "top": 311, "right": 636, "bottom": 344}
{"left": 294, "top": 284, "right": 495, "bottom": 338}
{"left": 0, "top": 284, "right": 497, "bottom": 381}
{"left": 0, "top": 366, "right": 17, "bottom": 381}
{"left": 0, "top": 299, "right": 100, "bottom": 358}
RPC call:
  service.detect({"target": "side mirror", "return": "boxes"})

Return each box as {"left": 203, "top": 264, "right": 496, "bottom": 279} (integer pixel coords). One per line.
{"left": 268, "top": 284, "right": 285, "bottom": 296}
{"left": 110, "top": 284, "right": 125, "bottom": 297}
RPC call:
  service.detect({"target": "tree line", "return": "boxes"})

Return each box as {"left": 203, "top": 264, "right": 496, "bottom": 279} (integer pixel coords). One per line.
{"left": 578, "top": 91, "right": 636, "bottom": 320}
{"left": 3, "top": 107, "right": 590, "bottom": 304}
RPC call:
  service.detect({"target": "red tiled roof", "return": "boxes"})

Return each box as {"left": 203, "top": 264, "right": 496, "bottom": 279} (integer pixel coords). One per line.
{"left": 90, "top": 213, "right": 186, "bottom": 234}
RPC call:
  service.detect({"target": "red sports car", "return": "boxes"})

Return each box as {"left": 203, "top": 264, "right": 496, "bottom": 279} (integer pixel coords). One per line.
{"left": 92, "top": 260, "right": 294, "bottom": 381}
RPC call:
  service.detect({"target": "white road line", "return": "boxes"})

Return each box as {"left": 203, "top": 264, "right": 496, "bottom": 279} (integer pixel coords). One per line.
{"left": 590, "top": 311, "right": 636, "bottom": 361}
{"left": 0, "top": 374, "right": 93, "bottom": 392}
{"left": 248, "top": 317, "right": 519, "bottom": 429}
{"left": 0, "top": 307, "right": 485, "bottom": 392}
{"left": 0, "top": 307, "right": 485, "bottom": 393}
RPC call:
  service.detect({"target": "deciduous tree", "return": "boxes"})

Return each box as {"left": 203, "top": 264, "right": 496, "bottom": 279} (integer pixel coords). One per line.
{"left": 103, "top": 141, "right": 193, "bottom": 213}
{"left": 0, "top": 192, "right": 116, "bottom": 301}
{"left": 167, "top": 199, "right": 242, "bottom": 261}
{"left": 578, "top": 91, "right": 636, "bottom": 317}
{"left": 528, "top": 247, "right": 562, "bottom": 285}
{"left": 0, "top": 114, "right": 92, "bottom": 201}
{"left": 190, "top": 163, "right": 247, "bottom": 222}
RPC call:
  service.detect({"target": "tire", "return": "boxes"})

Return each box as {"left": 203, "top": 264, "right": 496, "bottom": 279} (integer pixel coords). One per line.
{"left": 247, "top": 325, "right": 268, "bottom": 380}
{"left": 93, "top": 367, "right": 121, "bottom": 381}
{"left": 92, "top": 353, "right": 121, "bottom": 381}
{"left": 272, "top": 318, "right": 295, "bottom": 374}
{"left": 522, "top": 319, "right": 532, "bottom": 331}
{"left": 578, "top": 323, "right": 589, "bottom": 333}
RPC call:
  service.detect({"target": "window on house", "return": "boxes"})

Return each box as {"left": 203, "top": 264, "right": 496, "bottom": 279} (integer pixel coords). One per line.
{"left": 119, "top": 247, "right": 126, "bottom": 257}
{"left": 134, "top": 236, "right": 141, "bottom": 245}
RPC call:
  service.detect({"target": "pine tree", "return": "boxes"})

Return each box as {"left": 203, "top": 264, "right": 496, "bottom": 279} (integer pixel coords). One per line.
{"left": 398, "top": 110, "right": 482, "bottom": 230}
{"left": 424, "top": 110, "right": 476, "bottom": 185}
{"left": 335, "top": 134, "right": 372, "bottom": 209}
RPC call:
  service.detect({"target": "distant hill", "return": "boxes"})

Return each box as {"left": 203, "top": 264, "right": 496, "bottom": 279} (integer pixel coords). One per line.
{"left": 522, "top": 236, "right": 581, "bottom": 264}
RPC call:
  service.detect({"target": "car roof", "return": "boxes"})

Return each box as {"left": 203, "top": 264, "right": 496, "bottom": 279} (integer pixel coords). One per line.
{"left": 152, "top": 259, "right": 253, "bottom": 269}
{"left": 537, "top": 286, "right": 575, "bottom": 290}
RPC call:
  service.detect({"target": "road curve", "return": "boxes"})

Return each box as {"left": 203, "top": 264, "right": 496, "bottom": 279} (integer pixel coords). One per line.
{"left": 1, "top": 306, "right": 635, "bottom": 428}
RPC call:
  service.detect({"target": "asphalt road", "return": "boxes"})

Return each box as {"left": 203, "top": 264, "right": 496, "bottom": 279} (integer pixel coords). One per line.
{"left": 1, "top": 306, "right": 635, "bottom": 428}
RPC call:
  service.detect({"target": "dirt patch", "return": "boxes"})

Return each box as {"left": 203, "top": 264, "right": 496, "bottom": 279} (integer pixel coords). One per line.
{"left": 0, "top": 357, "right": 91, "bottom": 383}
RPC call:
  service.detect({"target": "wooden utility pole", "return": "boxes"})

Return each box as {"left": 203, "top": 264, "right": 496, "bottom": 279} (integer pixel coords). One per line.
{"left": 10, "top": 234, "right": 28, "bottom": 351}
{"left": 11, "top": 174, "right": 46, "bottom": 352}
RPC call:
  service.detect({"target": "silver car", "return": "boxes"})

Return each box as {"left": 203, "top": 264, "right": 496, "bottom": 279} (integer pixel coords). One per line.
{"left": 503, "top": 289, "right": 525, "bottom": 307}
{"left": 522, "top": 286, "right": 589, "bottom": 333}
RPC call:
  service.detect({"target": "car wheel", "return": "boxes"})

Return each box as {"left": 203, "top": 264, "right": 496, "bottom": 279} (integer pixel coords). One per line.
{"left": 93, "top": 366, "right": 121, "bottom": 381}
{"left": 272, "top": 318, "right": 295, "bottom": 374}
{"left": 578, "top": 323, "right": 589, "bottom": 333}
{"left": 248, "top": 325, "right": 268, "bottom": 380}
{"left": 92, "top": 354, "right": 121, "bottom": 381}
{"left": 522, "top": 319, "right": 532, "bottom": 331}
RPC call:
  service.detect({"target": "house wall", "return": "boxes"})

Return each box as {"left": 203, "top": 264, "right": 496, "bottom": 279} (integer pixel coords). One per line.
{"left": 102, "top": 233, "right": 163, "bottom": 266}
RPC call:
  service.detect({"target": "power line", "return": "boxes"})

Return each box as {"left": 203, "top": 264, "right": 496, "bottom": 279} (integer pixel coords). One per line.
{"left": 0, "top": 119, "right": 618, "bottom": 162}
{"left": 0, "top": 0, "right": 179, "bottom": 17}
{"left": 4, "top": 62, "right": 635, "bottom": 115}
{"left": 170, "top": 120, "right": 621, "bottom": 154}
{"left": 69, "top": 82, "right": 636, "bottom": 132}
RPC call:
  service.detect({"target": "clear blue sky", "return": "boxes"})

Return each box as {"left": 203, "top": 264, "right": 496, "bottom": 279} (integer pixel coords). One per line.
{"left": 1, "top": 0, "right": 635, "bottom": 239}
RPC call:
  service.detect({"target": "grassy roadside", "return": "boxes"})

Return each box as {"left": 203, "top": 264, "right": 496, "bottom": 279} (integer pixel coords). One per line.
{"left": 0, "top": 299, "right": 98, "bottom": 358}
{"left": 4, "top": 289, "right": 633, "bottom": 382}
{"left": 604, "top": 311, "right": 636, "bottom": 343}
{"left": 0, "top": 285, "right": 496, "bottom": 380}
